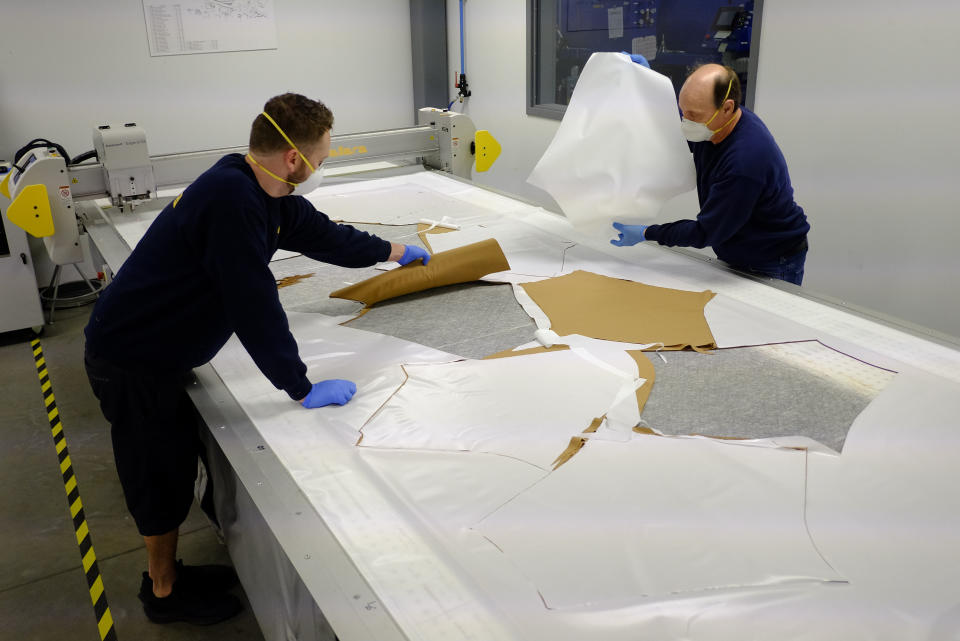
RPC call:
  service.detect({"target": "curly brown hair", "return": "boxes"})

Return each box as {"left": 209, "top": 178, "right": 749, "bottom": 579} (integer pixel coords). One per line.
{"left": 249, "top": 93, "right": 334, "bottom": 153}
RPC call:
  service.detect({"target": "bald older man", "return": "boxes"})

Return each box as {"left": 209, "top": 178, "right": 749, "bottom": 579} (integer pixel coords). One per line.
{"left": 611, "top": 64, "right": 810, "bottom": 285}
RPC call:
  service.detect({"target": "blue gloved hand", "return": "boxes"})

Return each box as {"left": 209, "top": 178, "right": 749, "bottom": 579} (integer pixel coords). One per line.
{"left": 610, "top": 222, "right": 648, "bottom": 247}
{"left": 300, "top": 379, "right": 357, "bottom": 408}
{"left": 398, "top": 244, "right": 431, "bottom": 266}
{"left": 620, "top": 51, "right": 651, "bottom": 69}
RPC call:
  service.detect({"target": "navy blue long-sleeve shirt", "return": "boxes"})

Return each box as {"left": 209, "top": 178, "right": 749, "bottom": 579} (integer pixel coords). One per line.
{"left": 644, "top": 108, "right": 809, "bottom": 268}
{"left": 84, "top": 154, "right": 392, "bottom": 400}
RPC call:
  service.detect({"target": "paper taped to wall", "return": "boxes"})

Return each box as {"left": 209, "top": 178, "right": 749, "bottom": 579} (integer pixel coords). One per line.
{"left": 528, "top": 52, "right": 696, "bottom": 238}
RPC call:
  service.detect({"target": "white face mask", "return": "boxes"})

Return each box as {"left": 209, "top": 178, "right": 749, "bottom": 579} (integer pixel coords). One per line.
{"left": 680, "top": 118, "right": 716, "bottom": 143}
{"left": 680, "top": 75, "right": 736, "bottom": 142}
{"left": 292, "top": 165, "right": 324, "bottom": 196}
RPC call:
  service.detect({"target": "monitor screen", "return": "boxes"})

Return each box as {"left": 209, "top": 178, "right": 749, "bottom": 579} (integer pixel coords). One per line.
{"left": 713, "top": 7, "right": 739, "bottom": 30}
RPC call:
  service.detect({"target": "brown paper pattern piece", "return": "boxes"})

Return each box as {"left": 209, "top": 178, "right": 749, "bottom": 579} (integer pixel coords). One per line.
{"left": 520, "top": 270, "right": 717, "bottom": 351}
{"left": 330, "top": 238, "right": 510, "bottom": 307}
{"left": 483, "top": 345, "right": 571, "bottom": 360}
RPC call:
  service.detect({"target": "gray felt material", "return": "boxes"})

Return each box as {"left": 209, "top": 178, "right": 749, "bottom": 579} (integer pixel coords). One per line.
{"left": 639, "top": 347, "right": 891, "bottom": 453}
{"left": 440, "top": 325, "right": 543, "bottom": 361}
{"left": 348, "top": 282, "right": 536, "bottom": 359}
{"left": 270, "top": 224, "right": 536, "bottom": 358}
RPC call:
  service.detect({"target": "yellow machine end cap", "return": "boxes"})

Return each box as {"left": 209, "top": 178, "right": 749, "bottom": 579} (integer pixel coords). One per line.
{"left": 0, "top": 172, "right": 11, "bottom": 199}
{"left": 474, "top": 130, "right": 502, "bottom": 173}
{"left": 7, "top": 184, "right": 55, "bottom": 237}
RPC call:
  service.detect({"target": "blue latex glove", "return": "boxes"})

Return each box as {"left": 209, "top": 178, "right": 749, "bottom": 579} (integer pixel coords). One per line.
{"left": 398, "top": 245, "right": 431, "bottom": 266}
{"left": 610, "top": 222, "right": 648, "bottom": 247}
{"left": 301, "top": 379, "right": 357, "bottom": 408}
{"left": 620, "top": 51, "right": 651, "bottom": 69}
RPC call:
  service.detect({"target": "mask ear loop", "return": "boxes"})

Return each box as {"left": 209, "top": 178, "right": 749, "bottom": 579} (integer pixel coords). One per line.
{"left": 246, "top": 153, "right": 297, "bottom": 186}
{"left": 259, "top": 111, "right": 317, "bottom": 172}
{"left": 704, "top": 76, "right": 737, "bottom": 132}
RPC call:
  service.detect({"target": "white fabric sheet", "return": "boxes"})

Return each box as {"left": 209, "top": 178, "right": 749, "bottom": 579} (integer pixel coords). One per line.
{"left": 803, "top": 371, "right": 960, "bottom": 636}
{"left": 210, "top": 313, "right": 459, "bottom": 444}
{"left": 359, "top": 349, "right": 642, "bottom": 469}
{"left": 476, "top": 436, "right": 845, "bottom": 610}
{"left": 305, "top": 181, "right": 499, "bottom": 226}
{"left": 511, "top": 334, "right": 658, "bottom": 372}
{"left": 527, "top": 52, "right": 696, "bottom": 239}
{"left": 210, "top": 314, "right": 519, "bottom": 640}
{"left": 359, "top": 450, "right": 548, "bottom": 537}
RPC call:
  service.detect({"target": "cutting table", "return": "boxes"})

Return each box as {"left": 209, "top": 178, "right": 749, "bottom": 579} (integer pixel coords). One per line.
{"left": 81, "top": 158, "right": 960, "bottom": 641}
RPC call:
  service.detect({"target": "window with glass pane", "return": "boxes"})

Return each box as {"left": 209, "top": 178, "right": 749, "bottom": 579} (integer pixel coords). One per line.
{"left": 529, "top": 1, "right": 760, "bottom": 118}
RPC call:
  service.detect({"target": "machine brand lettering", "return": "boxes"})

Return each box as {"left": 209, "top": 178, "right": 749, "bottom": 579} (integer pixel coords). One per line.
{"left": 328, "top": 145, "right": 368, "bottom": 158}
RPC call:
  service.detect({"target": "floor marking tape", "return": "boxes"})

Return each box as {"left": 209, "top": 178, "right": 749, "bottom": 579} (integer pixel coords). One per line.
{"left": 30, "top": 335, "right": 118, "bottom": 641}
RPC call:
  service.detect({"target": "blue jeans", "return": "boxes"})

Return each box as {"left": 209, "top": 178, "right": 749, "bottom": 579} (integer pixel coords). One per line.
{"left": 739, "top": 249, "right": 807, "bottom": 286}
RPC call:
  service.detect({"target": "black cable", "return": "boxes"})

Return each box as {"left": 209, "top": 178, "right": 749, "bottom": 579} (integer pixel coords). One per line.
{"left": 14, "top": 138, "right": 72, "bottom": 166}
{"left": 69, "top": 149, "right": 98, "bottom": 165}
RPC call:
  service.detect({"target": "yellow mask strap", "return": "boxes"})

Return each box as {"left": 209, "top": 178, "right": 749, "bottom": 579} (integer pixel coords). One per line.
{"left": 259, "top": 111, "right": 316, "bottom": 171}
{"left": 704, "top": 76, "right": 735, "bottom": 128}
{"left": 246, "top": 153, "right": 297, "bottom": 186}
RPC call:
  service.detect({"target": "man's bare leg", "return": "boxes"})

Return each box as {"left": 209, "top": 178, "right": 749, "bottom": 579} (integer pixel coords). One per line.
{"left": 145, "top": 529, "right": 178, "bottom": 597}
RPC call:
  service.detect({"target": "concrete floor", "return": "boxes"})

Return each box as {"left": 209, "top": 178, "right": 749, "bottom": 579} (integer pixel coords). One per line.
{"left": 0, "top": 304, "right": 265, "bottom": 641}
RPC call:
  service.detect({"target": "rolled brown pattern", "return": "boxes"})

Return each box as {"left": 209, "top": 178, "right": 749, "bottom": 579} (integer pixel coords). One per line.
{"left": 329, "top": 238, "right": 511, "bottom": 307}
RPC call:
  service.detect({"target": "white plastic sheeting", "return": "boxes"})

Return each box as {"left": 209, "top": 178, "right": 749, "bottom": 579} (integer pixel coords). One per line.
{"left": 304, "top": 181, "right": 497, "bottom": 227}
{"left": 476, "top": 436, "right": 845, "bottom": 609}
{"left": 527, "top": 52, "right": 696, "bottom": 238}
{"left": 359, "top": 349, "right": 643, "bottom": 470}
{"left": 210, "top": 313, "right": 517, "bottom": 641}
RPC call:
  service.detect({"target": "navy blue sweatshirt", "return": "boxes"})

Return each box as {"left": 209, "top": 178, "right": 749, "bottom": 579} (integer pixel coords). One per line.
{"left": 644, "top": 108, "right": 809, "bottom": 268}
{"left": 84, "top": 154, "right": 392, "bottom": 400}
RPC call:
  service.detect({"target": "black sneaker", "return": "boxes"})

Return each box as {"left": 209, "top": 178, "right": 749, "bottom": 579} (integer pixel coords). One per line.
{"left": 138, "top": 572, "right": 243, "bottom": 625}
{"left": 174, "top": 559, "right": 240, "bottom": 593}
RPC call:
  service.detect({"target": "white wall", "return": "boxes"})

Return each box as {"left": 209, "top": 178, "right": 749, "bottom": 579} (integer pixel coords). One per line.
{"left": 0, "top": 0, "right": 415, "bottom": 160}
{"left": 447, "top": 0, "right": 960, "bottom": 339}
{"left": 752, "top": 1, "right": 960, "bottom": 338}
{"left": 444, "top": 0, "right": 563, "bottom": 209}
{"left": 1, "top": 0, "right": 414, "bottom": 286}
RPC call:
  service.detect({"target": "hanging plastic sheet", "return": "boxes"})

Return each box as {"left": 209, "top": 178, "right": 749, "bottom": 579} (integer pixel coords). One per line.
{"left": 527, "top": 52, "right": 696, "bottom": 239}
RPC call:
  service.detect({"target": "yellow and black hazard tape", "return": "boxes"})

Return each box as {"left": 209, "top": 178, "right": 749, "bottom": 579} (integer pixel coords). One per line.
{"left": 30, "top": 335, "right": 118, "bottom": 641}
